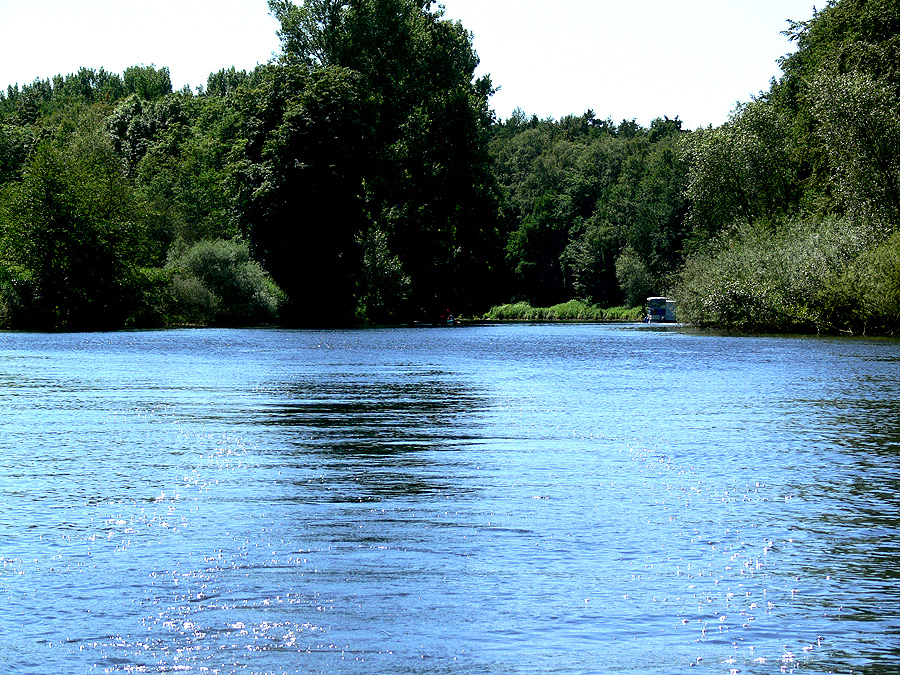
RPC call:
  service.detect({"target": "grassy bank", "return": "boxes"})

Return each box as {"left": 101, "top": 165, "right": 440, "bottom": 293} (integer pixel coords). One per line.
{"left": 483, "top": 300, "right": 643, "bottom": 322}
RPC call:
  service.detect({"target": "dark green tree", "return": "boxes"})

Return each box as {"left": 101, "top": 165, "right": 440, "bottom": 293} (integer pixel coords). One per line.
{"left": 0, "top": 111, "right": 146, "bottom": 329}
{"left": 226, "top": 64, "right": 367, "bottom": 325}
{"left": 265, "top": 0, "right": 503, "bottom": 321}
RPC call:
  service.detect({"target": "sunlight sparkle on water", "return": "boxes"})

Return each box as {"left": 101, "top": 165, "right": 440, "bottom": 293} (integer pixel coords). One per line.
{"left": 1, "top": 326, "right": 899, "bottom": 673}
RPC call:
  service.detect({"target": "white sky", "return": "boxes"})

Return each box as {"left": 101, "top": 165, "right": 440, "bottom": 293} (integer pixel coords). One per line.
{"left": 0, "top": 0, "right": 818, "bottom": 129}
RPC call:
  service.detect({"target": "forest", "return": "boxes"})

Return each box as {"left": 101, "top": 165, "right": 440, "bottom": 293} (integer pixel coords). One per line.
{"left": 0, "top": 0, "right": 898, "bottom": 334}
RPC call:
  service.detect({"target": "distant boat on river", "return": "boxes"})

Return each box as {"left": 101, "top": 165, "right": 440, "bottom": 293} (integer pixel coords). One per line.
{"left": 645, "top": 297, "right": 676, "bottom": 323}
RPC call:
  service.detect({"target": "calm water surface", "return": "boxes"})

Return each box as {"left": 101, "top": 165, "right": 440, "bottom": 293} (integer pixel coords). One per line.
{"left": 1, "top": 324, "right": 899, "bottom": 674}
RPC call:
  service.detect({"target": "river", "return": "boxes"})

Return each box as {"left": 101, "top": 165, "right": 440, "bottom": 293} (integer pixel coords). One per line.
{"left": 1, "top": 324, "right": 899, "bottom": 674}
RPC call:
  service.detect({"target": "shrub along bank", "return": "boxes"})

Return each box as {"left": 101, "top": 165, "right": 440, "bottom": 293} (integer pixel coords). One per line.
{"left": 483, "top": 300, "right": 642, "bottom": 322}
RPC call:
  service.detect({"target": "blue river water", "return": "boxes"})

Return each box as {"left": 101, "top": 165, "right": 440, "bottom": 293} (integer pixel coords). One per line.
{"left": 1, "top": 324, "right": 899, "bottom": 674}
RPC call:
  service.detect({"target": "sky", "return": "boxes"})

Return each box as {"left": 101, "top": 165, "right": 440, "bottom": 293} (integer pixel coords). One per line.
{"left": 0, "top": 0, "right": 819, "bottom": 129}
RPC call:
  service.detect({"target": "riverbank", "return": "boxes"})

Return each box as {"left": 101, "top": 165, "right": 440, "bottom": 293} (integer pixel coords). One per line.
{"left": 482, "top": 300, "right": 644, "bottom": 322}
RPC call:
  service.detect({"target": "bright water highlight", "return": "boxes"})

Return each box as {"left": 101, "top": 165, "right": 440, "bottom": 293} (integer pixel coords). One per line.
{"left": 2, "top": 325, "right": 899, "bottom": 673}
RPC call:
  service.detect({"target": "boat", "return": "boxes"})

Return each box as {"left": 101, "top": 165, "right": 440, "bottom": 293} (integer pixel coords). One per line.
{"left": 645, "top": 297, "right": 676, "bottom": 323}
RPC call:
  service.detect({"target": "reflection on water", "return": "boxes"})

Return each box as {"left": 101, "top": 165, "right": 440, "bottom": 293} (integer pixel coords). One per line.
{"left": 1, "top": 326, "right": 899, "bottom": 674}
{"left": 268, "top": 372, "right": 486, "bottom": 452}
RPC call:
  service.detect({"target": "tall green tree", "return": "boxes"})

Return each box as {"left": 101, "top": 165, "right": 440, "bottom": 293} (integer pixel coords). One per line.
{"left": 0, "top": 111, "right": 146, "bottom": 329}
{"left": 265, "top": 0, "right": 502, "bottom": 321}
{"left": 269, "top": 0, "right": 348, "bottom": 68}
{"left": 226, "top": 64, "right": 367, "bottom": 325}
{"left": 681, "top": 100, "right": 799, "bottom": 240}
{"left": 808, "top": 71, "right": 900, "bottom": 230}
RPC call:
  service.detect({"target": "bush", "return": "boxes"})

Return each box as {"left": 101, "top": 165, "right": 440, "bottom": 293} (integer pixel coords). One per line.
{"left": 483, "top": 302, "right": 539, "bottom": 321}
{"left": 819, "top": 229, "right": 900, "bottom": 335}
{"left": 603, "top": 304, "right": 645, "bottom": 321}
{"left": 542, "top": 300, "right": 606, "bottom": 320}
{"left": 164, "top": 238, "right": 284, "bottom": 325}
{"left": 674, "top": 217, "right": 879, "bottom": 332}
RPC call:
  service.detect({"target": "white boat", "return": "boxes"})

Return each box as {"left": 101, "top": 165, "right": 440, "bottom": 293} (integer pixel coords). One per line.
{"left": 645, "top": 297, "right": 676, "bottom": 322}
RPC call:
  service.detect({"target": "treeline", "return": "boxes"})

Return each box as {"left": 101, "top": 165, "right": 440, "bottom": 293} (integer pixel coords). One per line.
{"left": 1, "top": 0, "right": 898, "bottom": 333}
{"left": 0, "top": 65, "right": 288, "bottom": 330}
{"left": 489, "top": 0, "right": 900, "bottom": 335}
{"left": 490, "top": 111, "right": 688, "bottom": 309}
{"left": 0, "top": 0, "right": 502, "bottom": 329}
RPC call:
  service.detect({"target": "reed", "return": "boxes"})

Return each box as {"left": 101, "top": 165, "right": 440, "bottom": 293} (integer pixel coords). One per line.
{"left": 483, "top": 300, "right": 642, "bottom": 322}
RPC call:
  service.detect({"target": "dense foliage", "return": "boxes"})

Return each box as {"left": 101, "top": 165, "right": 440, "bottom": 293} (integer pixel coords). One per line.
{"left": 0, "top": 1, "right": 501, "bottom": 329}
{"left": 0, "top": 0, "right": 897, "bottom": 333}
{"left": 674, "top": 0, "right": 900, "bottom": 334}
{"left": 490, "top": 112, "right": 689, "bottom": 308}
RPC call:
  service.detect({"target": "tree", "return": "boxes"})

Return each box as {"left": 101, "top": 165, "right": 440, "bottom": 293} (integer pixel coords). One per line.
{"left": 123, "top": 65, "right": 173, "bottom": 101}
{"left": 562, "top": 216, "right": 619, "bottom": 304}
{"left": 506, "top": 192, "right": 573, "bottom": 306}
{"left": 268, "top": 0, "right": 349, "bottom": 68}
{"left": 356, "top": 227, "right": 410, "bottom": 323}
{"left": 0, "top": 123, "right": 32, "bottom": 183}
{"left": 261, "top": 0, "right": 503, "bottom": 320}
{"left": 119, "top": 92, "right": 244, "bottom": 257}
{"left": 681, "top": 100, "right": 799, "bottom": 240}
{"left": 226, "top": 64, "right": 367, "bottom": 325}
{"left": 808, "top": 71, "right": 900, "bottom": 229}
{"left": 615, "top": 247, "right": 653, "bottom": 307}
{"left": 203, "top": 67, "right": 259, "bottom": 98}
{"left": 0, "top": 111, "right": 146, "bottom": 329}
{"left": 107, "top": 93, "right": 192, "bottom": 178}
